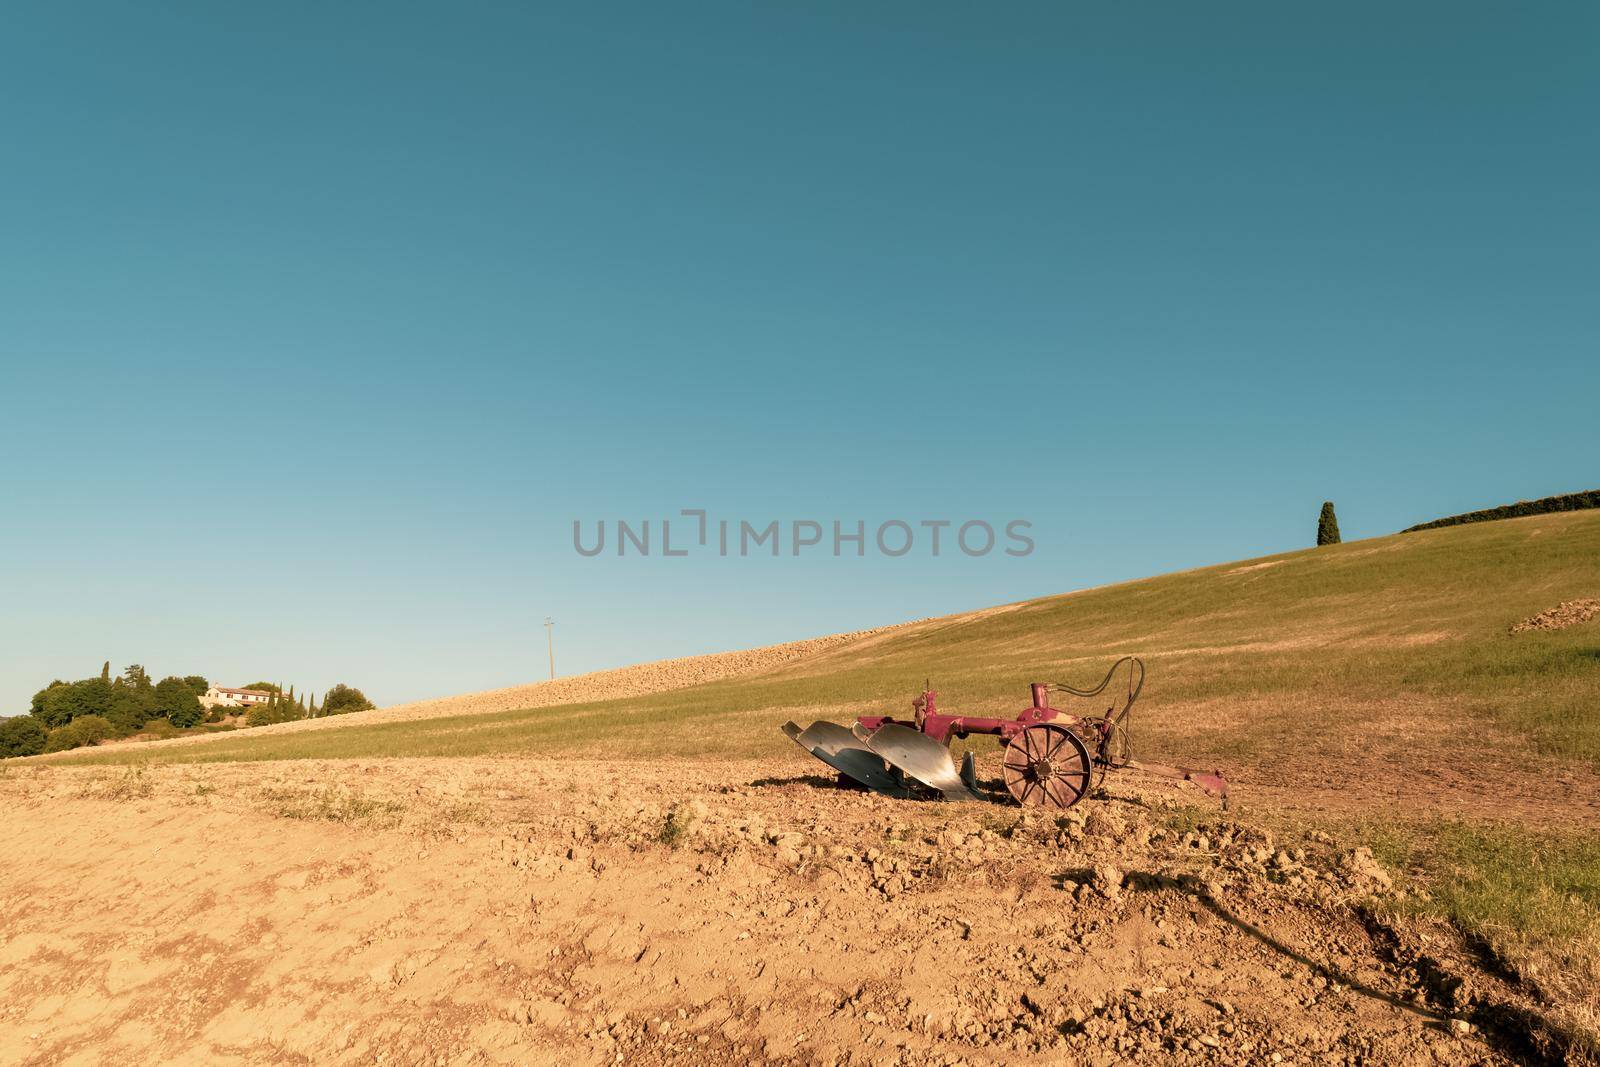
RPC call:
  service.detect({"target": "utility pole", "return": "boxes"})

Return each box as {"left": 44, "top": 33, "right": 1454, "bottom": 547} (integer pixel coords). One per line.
{"left": 544, "top": 617, "right": 555, "bottom": 680}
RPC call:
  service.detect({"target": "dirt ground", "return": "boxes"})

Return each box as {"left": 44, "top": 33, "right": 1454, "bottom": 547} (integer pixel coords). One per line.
{"left": 0, "top": 754, "right": 1548, "bottom": 1067}
{"left": 1510, "top": 598, "right": 1600, "bottom": 634}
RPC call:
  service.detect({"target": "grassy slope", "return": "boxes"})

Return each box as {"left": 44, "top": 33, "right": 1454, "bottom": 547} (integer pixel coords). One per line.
{"left": 61, "top": 508, "right": 1600, "bottom": 770}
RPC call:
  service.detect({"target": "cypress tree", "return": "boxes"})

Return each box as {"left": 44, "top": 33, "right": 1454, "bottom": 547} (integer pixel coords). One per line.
{"left": 1317, "top": 501, "right": 1342, "bottom": 546}
{"left": 101, "top": 661, "right": 111, "bottom": 682}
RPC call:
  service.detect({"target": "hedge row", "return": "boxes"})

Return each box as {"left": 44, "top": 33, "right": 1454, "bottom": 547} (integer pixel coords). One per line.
{"left": 1402, "top": 489, "right": 1600, "bottom": 533}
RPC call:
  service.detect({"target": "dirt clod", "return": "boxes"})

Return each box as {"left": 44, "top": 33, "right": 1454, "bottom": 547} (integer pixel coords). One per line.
{"left": 1510, "top": 598, "right": 1600, "bottom": 633}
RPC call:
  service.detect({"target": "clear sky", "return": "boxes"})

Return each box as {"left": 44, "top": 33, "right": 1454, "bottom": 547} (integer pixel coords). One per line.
{"left": 2, "top": 2, "right": 1595, "bottom": 711}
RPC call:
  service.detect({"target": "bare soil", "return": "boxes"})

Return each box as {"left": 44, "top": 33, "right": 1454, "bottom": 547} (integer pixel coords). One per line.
{"left": 0, "top": 755, "right": 1553, "bottom": 1066}
{"left": 1510, "top": 599, "right": 1600, "bottom": 634}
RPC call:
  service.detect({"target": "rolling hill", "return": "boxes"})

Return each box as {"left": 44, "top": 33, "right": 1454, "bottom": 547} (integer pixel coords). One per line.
{"left": 60, "top": 508, "right": 1600, "bottom": 814}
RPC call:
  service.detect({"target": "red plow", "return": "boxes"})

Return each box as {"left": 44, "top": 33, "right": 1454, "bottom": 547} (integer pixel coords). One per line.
{"left": 782, "top": 657, "right": 1226, "bottom": 810}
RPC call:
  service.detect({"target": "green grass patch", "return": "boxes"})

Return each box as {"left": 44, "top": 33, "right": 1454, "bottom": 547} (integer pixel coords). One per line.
{"left": 1370, "top": 821, "right": 1600, "bottom": 974}
{"left": 48, "top": 509, "right": 1600, "bottom": 770}
{"left": 118, "top": 719, "right": 236, "bottom": 744}
{"left": 1364, "top": 818, "right": 1600, "bottom": 1056}
{"left": 1219, "top": 802, "right": 1600, "bottom": 1057}
{"left": 657, "top": 808, "right": 689, "bottom": 849}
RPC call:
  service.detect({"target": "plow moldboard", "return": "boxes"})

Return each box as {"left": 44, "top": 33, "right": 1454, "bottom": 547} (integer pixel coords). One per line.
{"left": 782, "top": 721, "right": 916, "bottom": 798}
{"left": 857, "top": 723, "right": 986, "bottom": 803}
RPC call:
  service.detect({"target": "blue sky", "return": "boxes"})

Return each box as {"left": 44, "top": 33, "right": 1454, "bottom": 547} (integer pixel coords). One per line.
{"left": 2, "top": 2, "right": 1595, "bottom": 710}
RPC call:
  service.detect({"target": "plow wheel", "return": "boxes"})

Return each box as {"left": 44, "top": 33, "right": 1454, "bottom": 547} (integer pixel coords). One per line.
{"left": 1004, "top": 724, "right": 1093, "bottom": 809}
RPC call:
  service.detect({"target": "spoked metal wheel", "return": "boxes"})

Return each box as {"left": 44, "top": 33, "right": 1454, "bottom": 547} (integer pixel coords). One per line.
{"left": 1003, "top": 724, "right": 1093, "bottom": 809}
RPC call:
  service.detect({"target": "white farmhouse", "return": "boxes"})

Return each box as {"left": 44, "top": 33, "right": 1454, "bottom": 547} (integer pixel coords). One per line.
{"left": 201, "top": 686, "right": 275, "bottom": 709}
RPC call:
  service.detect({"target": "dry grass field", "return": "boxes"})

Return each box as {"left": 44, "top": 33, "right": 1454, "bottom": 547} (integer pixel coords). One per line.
{"left": 8, "top": 509, "right": 1598, "bottom": 1064}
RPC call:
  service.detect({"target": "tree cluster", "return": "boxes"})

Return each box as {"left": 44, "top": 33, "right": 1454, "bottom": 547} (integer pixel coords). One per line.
{"left": 1401, "top": 487, "right": 1600, "bottom": 534}
{"left": 3, "top": 662, "right": 378, "bottom": 758}
{"left": 0, "top": 716, "right": 48, "bottom": 757}
{"left": 243, "top": 683, "right": 375, "bottom": 727}
{"left": 25, "top": 663, "right": 206, "bottom": 749}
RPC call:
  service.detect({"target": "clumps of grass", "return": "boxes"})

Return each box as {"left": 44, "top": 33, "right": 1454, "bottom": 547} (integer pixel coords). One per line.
{"left": 656, "top": 799, "right": 710, "bottom": 848}
{"left": 976, "top": 811, "right": 1018, "bottom": 836}
{"left": 1557, "top": 1011, "right": 1600, "bottom": 1067}
{"left": 80, "top": 766, "right": 155, "bottom": 800}
{"left": 1369, "top": 819, "right": 1600, "bottom": 1056}
{"left": 439, "top": 800, "right": 487, "bottom": 823}
{"left": 263, "top": 785, "right": 405, "bottom": 825}
{"left": 1157, "top": 802, "right": 1217, "bottom": 838}
{"left": 1376, "top": 821, "right": 1600, "bottom": 958}
{"left": 657, "top": 807, "right": 689, "bottom": 848}
{"left": 428, "top": 800, "right": 491, "bottom": 835}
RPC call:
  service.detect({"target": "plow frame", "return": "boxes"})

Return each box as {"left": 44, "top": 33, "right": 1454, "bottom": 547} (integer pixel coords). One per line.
{"left": 785, "top": 657, "right": 1228, "bottom": 809}
{"left": 856, "top": 682, "right": 1090, "bottom": 746}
